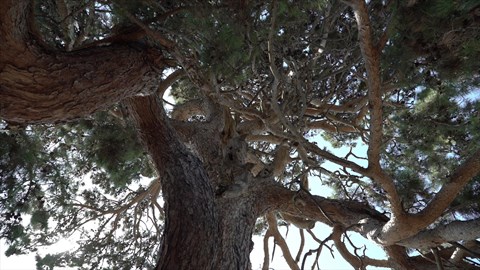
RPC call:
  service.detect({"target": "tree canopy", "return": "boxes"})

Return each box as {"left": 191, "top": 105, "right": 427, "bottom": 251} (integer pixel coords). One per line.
{"left": 1, "top": 0, "right": 480, "bottom": 269}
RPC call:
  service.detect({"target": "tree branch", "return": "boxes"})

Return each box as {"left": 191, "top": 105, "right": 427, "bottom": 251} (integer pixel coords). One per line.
{"left": 348, "top": 0, "right": 403, "bottom": 218}
{"left": 266, "top": 212, "right": 300, "bottom": 270}
{"left": 398, "top": 219, "right": 480, "bottom": 249}
{"left": 0, "top": 0, "right": 166, "bottom": 123}
{"left": 158, "top": 69, "right": 186, "bottom": 97}
{"left": 416, "top": 148, "right": 480, "bottom": 224}
{"left": 332, "top": 225, "right": 390, "bottom": 269}
{"left": 379, "top": 148, "right": 480, "bottom": 245}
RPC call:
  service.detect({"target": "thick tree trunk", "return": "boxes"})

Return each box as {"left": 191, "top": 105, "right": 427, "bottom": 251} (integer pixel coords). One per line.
{"left": 126, "top": 96, "right": 219, "bottom": 269}
{"left": 0, "top": 2, "right": 259, "bottom": 268}
{"left": 126, "top": 96, "right": 257, "bottom": 269}
{"left": 0, "top": 0, "right": 165, "bottom": 124}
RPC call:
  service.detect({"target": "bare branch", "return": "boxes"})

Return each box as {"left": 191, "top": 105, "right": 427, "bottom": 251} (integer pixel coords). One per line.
{"left": 266, "top": 212, "right": 300, "bottom": 270}
{"left": 295, "top": 229, "right": 305, "bottom": 263}
{"left": 158, "top": 69, "right": 186, "bottom": 97}
{"left": 333, "top": 225, "right": 365, "bottom": 269}
{"left": 262, "top": 229, "right": 272, "bottom": 270}
{"left": 398, "top": 219, "right": 480, "bottom": 249}
{"left": 333, "top": 225, "right": 390, "bottom": 269}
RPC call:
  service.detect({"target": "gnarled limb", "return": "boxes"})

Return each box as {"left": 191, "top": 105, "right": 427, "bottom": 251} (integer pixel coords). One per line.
{"left": 0, "top": 0, "right": 166, "bottom": 124}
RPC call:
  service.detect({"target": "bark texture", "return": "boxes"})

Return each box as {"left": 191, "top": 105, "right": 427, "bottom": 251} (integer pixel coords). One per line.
{"left": 126, "top": 96, "right": 220, "bottom": 269}
{"left": 0, "top": 0, "right": 165, "bottom": 123}
{"left": 126, "top": 96, "right": 262, "bottom": 269}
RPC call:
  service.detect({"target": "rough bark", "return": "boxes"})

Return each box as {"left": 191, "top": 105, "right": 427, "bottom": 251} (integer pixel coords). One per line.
{"left": 0, "top": 0, "right": 165, "bottom": 124}
{"left": 126, "top": 96, "right": 259, "bottom": 269}
{"left": 126, "top": 96, "right": 220, "bottom": 269}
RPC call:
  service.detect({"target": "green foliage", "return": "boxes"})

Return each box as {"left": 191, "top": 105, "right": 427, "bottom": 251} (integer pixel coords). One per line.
{"left": 85, "top": 112, "right": 151, "bottom": 191}
{"left": 385, "top": 0, "right": 480, "bottom": 81}
{"left": 35, "top": 253, "right": 61, "bottom": 270}
{"left": 0, "top": 110, "right": 157, "bottom": 268}
{"left": 30, "top": 210, "right": 49, "bottom": 230}
{"left": 381, "top": 83, "right": 480, "bottom": 212}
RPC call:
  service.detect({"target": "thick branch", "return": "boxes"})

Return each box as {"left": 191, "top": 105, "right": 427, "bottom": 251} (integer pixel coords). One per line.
{"left": 253, "top": 179, "right": 389, "bottom": 237}
{"left": 398, "top": 219, "right": 480, "bottom": 250}
{"left": 0, "top": 0, "right": 165, "bottom": 123}
{"left": 351, "top": 0, "right": 383, "bottom": 167}
{"left": 158, "top": 69, "right": 185, "bottom": 97}
{"left": 379, "top": 148, "right": 480, "bottom": 245}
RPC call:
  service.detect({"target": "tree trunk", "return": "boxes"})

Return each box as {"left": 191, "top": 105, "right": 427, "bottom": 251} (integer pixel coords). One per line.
{"left": 1, "top": 1, "right": 259, "bottom": 268}
{"left": 126, "top": 96, "right": 257, "bottom": 269}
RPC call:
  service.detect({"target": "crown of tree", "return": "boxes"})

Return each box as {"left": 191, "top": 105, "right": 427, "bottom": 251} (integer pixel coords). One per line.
{"left": 1, "top": 0, "right": 480, "bottom": 269}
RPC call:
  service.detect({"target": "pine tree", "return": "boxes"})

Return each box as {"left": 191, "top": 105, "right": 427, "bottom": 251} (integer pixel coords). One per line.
{"left": 1, "top": 0, "right": 480, "bottom": 269}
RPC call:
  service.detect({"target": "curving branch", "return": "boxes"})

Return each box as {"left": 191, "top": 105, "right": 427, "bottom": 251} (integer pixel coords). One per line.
{"left": 332, "top": 225, "right": 390, "bottom": 269}
{"left": 0, "top": 0, "right": 166, "bottom": 124}
{"left": 265, "top": 212, "right": 300, "bottom": 270}
{"left": 158, "top": 69, "right": 186, "bottom": 97}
